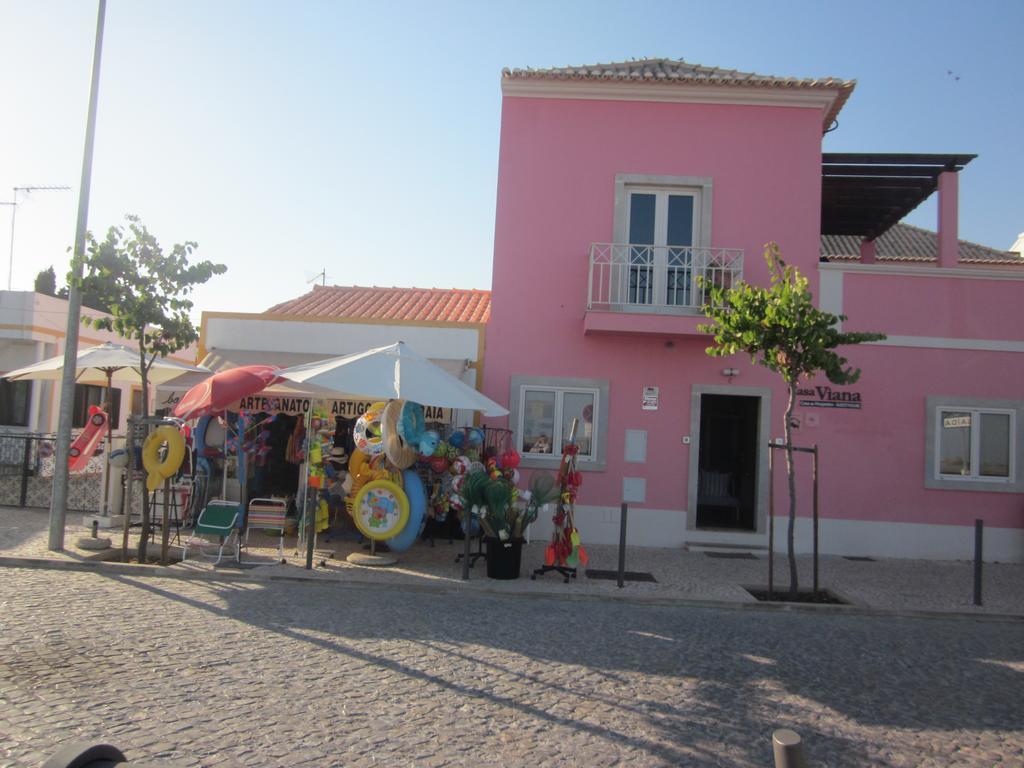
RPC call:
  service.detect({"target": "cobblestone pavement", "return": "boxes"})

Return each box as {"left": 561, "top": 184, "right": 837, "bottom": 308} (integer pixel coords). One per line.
{"left": 1, "top": 567, "right": 1022, "bottom": 767}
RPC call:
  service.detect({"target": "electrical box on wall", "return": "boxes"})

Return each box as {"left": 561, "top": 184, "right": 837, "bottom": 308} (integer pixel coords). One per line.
{"left": 623, "top": 477, "right": 646, "bottom": 503}
{"left": 625, "top": 430, "right": 647, "bottom": 462}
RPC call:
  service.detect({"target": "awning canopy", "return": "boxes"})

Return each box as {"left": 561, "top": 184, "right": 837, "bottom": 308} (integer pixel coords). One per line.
{"left": 821, "top": 153, "right": 976, "bottom": 241}
{"left": 156, "top": 348, "right": 468, "bottom": 393}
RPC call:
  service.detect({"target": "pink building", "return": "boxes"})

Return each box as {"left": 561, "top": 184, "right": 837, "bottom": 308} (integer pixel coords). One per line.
{"left": 482, "top": 59, "right": 1024, "bottom": 561}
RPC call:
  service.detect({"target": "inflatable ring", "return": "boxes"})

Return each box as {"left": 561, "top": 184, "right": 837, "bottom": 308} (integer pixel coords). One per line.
{"left": 386, "top": 470, "right": 426, "bottom": 552}
{"left": 352, "top": 479, "right": 409, "bottom": 541}
{"left": 142, "top": 425, "right": 186, "bottom": 492}
{"left": 348, "top": 448, "right": 369, "bottom": 478}
{"left": 353, "top": 402, "right": 387, "bottom": 456}
{"left": 397, "top": 401, "right": 425, "bottom": 445}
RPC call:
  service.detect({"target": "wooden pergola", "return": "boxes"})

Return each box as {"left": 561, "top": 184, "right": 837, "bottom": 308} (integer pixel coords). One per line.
{"left": 821, "top": 153, "right": 975, "bottom": 241}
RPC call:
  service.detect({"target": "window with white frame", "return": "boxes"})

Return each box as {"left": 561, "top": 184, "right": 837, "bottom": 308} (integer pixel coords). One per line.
{"left": 508, "top": 375, "right": 610, "bottom": 472}
{"left": 519, "top": 385, "right": 599, "bottom": 460}
{"left": 935, "top": 407, "right": 1014, "bottom": 482}
{"left": 612, "top": 174, "right": 713, "bottom": 311}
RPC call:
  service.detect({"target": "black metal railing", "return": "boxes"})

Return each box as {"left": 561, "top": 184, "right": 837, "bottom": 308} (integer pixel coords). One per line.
{"left": 0, "top": 432, "right": 101, "bottom": 512}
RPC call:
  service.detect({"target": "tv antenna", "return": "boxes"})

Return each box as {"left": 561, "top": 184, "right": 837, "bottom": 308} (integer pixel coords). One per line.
{"left": 306, "top": 268, "right": 331, "bottom": 286}
{"left": 1, "top": 184, "right": 72, "bottom": 290}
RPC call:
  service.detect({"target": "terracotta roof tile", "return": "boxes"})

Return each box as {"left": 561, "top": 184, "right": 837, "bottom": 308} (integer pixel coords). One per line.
{"left": 503, "top": 58, "right": 855, "bottom": 130}
{"left": 821, "top": 223, "right": 1022, "bottom": 265}
{"left": 266, "top": 286, "right": 490, "bottom": 324}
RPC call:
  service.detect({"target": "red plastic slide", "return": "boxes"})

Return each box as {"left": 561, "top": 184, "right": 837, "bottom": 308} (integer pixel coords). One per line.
{"left": 68, "top": 405, "right": 108, "bottom": 472}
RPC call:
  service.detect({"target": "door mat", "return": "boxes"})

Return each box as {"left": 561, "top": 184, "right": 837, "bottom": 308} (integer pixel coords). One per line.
{"left": 843, "top": 555, "right": 875, "bottom": 562}
{"left": 704, "top": 551, "right": 757, "bottom": 559}
{"left": 585, "top": 569, "right": 657, "bottom": 583}
{"left": 745, "top": 587, "right": 847, "bottom": 605}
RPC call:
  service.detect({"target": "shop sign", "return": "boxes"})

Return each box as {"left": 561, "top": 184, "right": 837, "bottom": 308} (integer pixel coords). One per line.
{"left": 943, "top": 415, "right": 971, "bottom": 428}
{"left": 236, "top": 394, "right": 451, "bottom": 421}
{"left": 157, "top": 391, "right": 181, "bottom": 409}
{"left": 797, "top": 385, "right": 862, "bottom": 410}
{"left": 642, "top": 386, "right": 659, "bottom": 411}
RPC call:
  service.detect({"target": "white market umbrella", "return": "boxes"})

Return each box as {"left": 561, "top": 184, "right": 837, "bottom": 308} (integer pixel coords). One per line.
{"left": 275, "top": 341, "right": 508, "bottom": 416}
{"left": 4, "top": 342, "right": 210, "bottom": 514}
{"left": 276, "top": 341, "right": 507, "bottom": 569}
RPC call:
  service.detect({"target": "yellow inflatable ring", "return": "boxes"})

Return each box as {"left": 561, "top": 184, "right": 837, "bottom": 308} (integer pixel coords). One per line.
{"left": 348, "top": 448, "right": 369, "bottom": 478}
{"left": 142, "top": 425, "right": 186, "bottom": 492}
{"left": 352, "top": 479, "right": 409, "bottom": 541}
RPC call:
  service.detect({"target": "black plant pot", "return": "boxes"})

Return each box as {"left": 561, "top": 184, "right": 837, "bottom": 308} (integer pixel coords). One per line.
{"left": 485, "top": 537, "right": 523, "bottom": 580}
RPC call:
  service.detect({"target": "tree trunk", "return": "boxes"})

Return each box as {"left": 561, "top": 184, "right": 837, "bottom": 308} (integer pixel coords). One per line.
{"left": 785, "top": 381, "right": 798, "bottom": 598}
{"left": 136, "top": 339, "right": 151, "bottom": 562}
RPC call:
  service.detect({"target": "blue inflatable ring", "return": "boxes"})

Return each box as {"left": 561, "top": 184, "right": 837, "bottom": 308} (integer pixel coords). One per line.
{"left": 397, "top": 401, "right": 425, "bottom": 446}
{"left": 386, "top": 469, "right": 427, "bottom": 552}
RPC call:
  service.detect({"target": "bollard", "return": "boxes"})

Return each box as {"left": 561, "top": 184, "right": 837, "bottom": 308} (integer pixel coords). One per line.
{"left": 42, "top": 740, "right": 189, "bottom": 767}
{"left": 91, "top": 520, "right": 99, "bottom": 538}
{"left": 772, "top": 729, "right": 808, "bottom": 768}
{"left": 617, "top": 502, "right": 628, "bottom": 588}
{"left": 973, "top": 519, "right": 983, "bottom": 606}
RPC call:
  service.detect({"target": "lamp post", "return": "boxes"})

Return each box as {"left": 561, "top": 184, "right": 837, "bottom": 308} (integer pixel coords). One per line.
{"left": 50, "top": 0, "right": 106, "bottom": 551}
{"left": 2, "top": 185, "right": 72, "bottom": 290}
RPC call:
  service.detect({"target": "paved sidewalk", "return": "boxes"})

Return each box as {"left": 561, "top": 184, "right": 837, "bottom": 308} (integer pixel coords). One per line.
{"left": 3, "top": 505, "right": 1022, "bottom": 616}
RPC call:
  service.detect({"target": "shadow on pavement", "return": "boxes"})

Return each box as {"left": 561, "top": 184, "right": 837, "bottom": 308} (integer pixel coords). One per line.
{"left": 98, "top": 571, "right": 1024, "bottom": 766}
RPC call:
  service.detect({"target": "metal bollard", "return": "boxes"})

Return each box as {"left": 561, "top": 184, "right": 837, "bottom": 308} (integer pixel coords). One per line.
{"left": 42, "top": 741, "right": 189, "bottom": 767}
{"left": 92, "top": 520, "right": 99, "bottom": 538}
{"left": 772, "top": 729, "right": 808, "bottom": 768}
{"left": 973, "top": 519, "right": 983, "bottom": 606}
{"left": 617, "top": 502, "right": 628, "bottom": 588}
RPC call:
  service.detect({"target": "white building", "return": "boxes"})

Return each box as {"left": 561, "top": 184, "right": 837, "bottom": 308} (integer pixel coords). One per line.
{"left": 0, "top": 290, "right": 197, "bottom": 435}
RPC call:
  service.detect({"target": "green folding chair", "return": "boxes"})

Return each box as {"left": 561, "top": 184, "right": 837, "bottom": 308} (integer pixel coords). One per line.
{"left": 183, "top": 500, "right": 241, "bottom": 565}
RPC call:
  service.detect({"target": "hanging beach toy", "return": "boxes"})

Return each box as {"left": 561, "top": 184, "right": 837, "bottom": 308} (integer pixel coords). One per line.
{"left": 383, "top": 400, "right": 419, "bottom": 469}
{"left": 352, "top": 478, "right": 410, "bottom": 541}
{"left": 353, "top": 401, "right": 387, "bottom": 456}
{"left": 397, "top": 401, "right": 426, "bottom": 445}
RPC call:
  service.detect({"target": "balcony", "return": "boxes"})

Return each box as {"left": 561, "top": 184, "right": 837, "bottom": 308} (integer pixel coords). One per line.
{"left": 585, "top": 243, "right": 744, "bottom": 336}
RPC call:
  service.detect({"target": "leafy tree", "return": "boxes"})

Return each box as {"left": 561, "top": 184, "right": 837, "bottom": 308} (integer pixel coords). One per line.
{"left": 699, "top": 243, "right": 885, "bottom": 597}
{"left": 57, "top": 280, "right": 111, "bottom": 313}
{"left": 34, "top": 266, "right": 57, "bottom": 296}
{"left": 72, "top": 215, "right": 226, "bottom": 560}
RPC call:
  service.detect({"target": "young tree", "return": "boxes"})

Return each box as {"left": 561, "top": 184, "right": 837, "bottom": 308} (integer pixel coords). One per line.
{"left": 699, "top": 243, "right": 884, "bottom": 597}
{"left": 72, "top": 215, "right": 226, "bottom": 560}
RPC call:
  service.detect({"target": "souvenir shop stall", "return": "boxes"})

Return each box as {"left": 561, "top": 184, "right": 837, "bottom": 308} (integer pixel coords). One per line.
{"left": 171, "top": 342, "right": 590, "bottom": 581}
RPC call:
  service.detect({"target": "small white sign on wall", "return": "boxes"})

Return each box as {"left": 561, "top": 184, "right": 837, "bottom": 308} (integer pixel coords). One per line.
{"left": 943, "top": 415, "right": 971, "bottom": 428}
{"left": 642, "top": 386, "right": 659, "bottom": 410}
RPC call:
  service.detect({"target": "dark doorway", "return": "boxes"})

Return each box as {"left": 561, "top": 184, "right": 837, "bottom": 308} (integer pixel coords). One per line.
{"left": 696, "top": 394, "right": 759, "bottom": 530}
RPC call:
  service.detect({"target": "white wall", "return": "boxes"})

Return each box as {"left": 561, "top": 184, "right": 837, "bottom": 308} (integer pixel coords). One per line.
{"left": 204, "top": 315, "right": 481, "bottom": 362}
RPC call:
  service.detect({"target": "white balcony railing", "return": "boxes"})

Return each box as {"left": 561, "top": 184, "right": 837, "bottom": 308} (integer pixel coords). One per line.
{"left": 587, "top": 243, "right": 744, "bottom": 313}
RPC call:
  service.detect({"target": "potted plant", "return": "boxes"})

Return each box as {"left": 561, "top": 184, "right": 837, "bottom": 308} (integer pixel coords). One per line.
{"left": 457, "top": 470, "right": 560, "bottom": 579}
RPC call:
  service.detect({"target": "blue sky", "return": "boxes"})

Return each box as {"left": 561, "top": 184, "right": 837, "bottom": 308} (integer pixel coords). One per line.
{"left": 2, "top": 0, "right": 1021, "bottom": 318}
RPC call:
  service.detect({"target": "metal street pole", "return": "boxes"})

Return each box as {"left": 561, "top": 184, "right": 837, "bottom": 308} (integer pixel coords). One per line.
{"left": 2, "top": 196, "right": 15, "bottom": 290}
{"left": 49, "top": 0, "right": 107, "bottom": 551}
{"left": 3, "top": 185, "right": 71, "bottom": 291}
